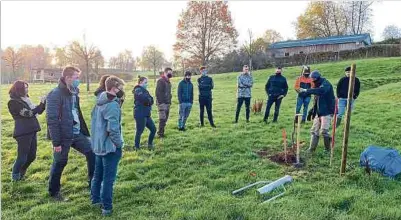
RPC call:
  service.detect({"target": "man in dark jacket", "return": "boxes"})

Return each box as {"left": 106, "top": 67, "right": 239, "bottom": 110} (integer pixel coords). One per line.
{"left": 198, "top": 66, "right": 216, "bottom": 128}
{"left": 263, "top": 67, "right": 288, "bottom": 123}
{"left": 46, "top": 66, "right": 95, "bottom": 201}
{"left": 299, "top": 70, "right": 335, "bottom": 153}
{"left": 155, "top": 67, "right": 173, "bottom": 138}
{"left": 336, "top": 66, "right": 361, "bottom": 127}
{"left": 177, "top": 71, "right": 194, "bottom": 131}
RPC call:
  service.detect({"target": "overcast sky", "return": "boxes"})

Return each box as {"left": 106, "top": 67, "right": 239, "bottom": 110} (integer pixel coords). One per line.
{"left": 2, "top": 1, "right": 401, "bottom": 61}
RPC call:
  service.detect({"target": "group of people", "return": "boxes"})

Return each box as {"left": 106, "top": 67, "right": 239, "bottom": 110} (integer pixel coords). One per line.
{"left": 7, "top": 63, "right": 360, "bottom": 216}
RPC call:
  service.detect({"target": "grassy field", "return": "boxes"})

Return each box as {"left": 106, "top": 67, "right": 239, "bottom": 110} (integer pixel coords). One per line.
{"left": 1, "top": 57, "right": 401, "bottom": 220}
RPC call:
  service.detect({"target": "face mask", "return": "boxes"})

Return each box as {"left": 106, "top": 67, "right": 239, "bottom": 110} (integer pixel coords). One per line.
{"left": 276, "top": 72, "right": 281, "bottom": 75}
{"left": 304, "top": 73, "right": 310, "bottom": 77}
{"left": 202, "top": 70, "right": 207, "bottom": 75}
{"left": 116, "top": 90, "right": 124, "bottom": 98}
{"left": 185, "top": 78, "right": 191, "bottom": 82}
{"left": 345, "top": 72, "right": 350, "bottom": 77}
{"left": 142, "top": 83, "right": 148, "bottom": 89}
{"left": 167, "top": 73, "right": 173, "bottom": 78}
{"left": 72, "top": 79, "right": 80, "bottom": 88}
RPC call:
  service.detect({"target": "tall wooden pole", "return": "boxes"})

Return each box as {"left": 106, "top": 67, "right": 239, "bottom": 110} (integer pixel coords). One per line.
{"left": 340, "top": 63, "right": 356, "bottom": 175}
{"left": 296, "top": 114, "right": 302, "bottom": 165}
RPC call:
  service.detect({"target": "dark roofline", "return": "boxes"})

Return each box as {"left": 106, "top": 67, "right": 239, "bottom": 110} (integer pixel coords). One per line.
{"left": 269, "top": 34, "right": 372, "bottom": 49}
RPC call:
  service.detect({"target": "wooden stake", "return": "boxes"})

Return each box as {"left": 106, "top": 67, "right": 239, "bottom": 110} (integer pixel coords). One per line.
{"left": 282, "top": 129, "right": 287, "bottom": 163}
{"left": 330, "top": 99, "right": 338, "bottom": 167}
{"left": 340, "top": 63, "right": 356, "bottom": 175}
{"left": 296, "top": 114, "right": 302, "bottom": 165}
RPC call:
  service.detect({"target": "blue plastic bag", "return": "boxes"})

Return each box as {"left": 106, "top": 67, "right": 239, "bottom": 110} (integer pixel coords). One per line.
{"left": 360, "top": 146, "right": 401, "bottom": 178}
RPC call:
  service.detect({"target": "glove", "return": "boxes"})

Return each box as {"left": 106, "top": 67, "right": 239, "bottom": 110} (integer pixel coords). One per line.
{"left": 299, "top": 88, "right": 307, "bottom": 93}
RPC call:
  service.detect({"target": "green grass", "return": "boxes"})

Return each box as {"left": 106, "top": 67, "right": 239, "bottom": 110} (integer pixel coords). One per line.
{"left": 1, "top": 57, "right": 401, "bottom": 219}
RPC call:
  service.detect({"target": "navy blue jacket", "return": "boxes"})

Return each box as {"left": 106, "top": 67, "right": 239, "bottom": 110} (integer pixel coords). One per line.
{"left": 133, "top": 85, "right": 154, "bottom": 118}
{"left": 336, "top": 76, "right": 360, "bottom": 99}
{"left": 305, "top": 77, "right": 335, "bottom": 117}
{"left": 198, "top": 75, "right": 214, "bottom": 99}
{"left": 178, "top": 79, "right": 194, "bottom": 104}
{"left": 46, "top": 78, "right": 90, "bottom": 147}
{"left": 265, "top": 74, "right": 288, "bottom": 98}
{"left": 8, "top": 96, "right": 46, "bottom": 138}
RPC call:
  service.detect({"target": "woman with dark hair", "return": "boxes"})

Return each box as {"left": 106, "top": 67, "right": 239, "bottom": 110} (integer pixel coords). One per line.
{"left": 133, "top": 76, "right": 156, "bottom": 150}
{"left": 8, "top": 80, "right": 46, "bottom": 181}
{"left": 94, "top": 74, "right": 125, "bottom": 105}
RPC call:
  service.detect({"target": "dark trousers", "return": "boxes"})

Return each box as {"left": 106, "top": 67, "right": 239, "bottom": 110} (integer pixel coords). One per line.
{"left": 91, "top": 147, "right": 122, "bottom": 211}
{"left": 48, "top": 133, "right": 95, "bottom": 196}
{"left": 199, "top": 97, "right": 214, "bottom": 126}
{"left": 135, "top": 116, "right": 156, "bottom": 148}
{"left": 235, "top": 97, "right": 251, "bottom": 122}
{"left": 12, "top": 132, "right": 37, "bottom": 180}
{"left": 263, "top": 97, "right": 283, "bottom": 122}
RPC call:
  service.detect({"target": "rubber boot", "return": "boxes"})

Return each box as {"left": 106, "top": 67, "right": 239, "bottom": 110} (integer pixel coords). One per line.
{"left": 323, "top": 136, "right": 332, "bottom": 152}
{"left": 307, "top": 135, "right": 319, "bottom": 153}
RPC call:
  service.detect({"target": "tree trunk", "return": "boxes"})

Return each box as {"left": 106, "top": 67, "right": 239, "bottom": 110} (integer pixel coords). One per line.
{"left": 86, "top": 61, "right": 90, "bottom": 92}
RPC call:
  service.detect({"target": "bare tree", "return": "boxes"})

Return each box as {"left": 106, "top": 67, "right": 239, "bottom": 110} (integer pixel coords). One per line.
{"left": 243, "top": 29, "right": 255, "bottom": 70}
{"left": 382, "top": 25, "right": 401, "bottom": 40}
{"left": 68, "top": 34, "right": 100, "bottom": 91}
{"left": 2, "top": 47, "right": 24, "bottom": 80}
{"left": 344, "top": 1, "right": 373, "bottom": 35}
{"left": 141, "top": 45, "right": 165, "bottom": 84}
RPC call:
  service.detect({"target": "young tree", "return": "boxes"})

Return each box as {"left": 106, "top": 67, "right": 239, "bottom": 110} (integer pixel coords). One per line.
{"left": 141, "top": 45, "right": 165, "bottom": 84}
{"left": 344, "top": 1, "right": 373, "bottom": 35}
{"left": 263, "top": 29, "right": 284, "bottom": 46}
{"left": 174, "top": 1, "right": 238, "bottom": 66}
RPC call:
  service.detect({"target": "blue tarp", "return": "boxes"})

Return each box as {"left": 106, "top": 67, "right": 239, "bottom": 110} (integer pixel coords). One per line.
{"left": 360, "top": 146, "right": 401, "bottom": 178}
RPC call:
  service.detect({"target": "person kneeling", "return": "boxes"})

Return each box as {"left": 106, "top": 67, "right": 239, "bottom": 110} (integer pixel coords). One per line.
{"left": 90, "top": 76, "right": 125, "bottom": 216}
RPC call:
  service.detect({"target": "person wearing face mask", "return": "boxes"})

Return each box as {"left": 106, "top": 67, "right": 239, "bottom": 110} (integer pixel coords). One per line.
{"left": 263, "top": 66, "right": 288, "bottom": 123}
{"left": 299, "top": 70, "right": 335, "bottom": 153}
{"left": 335, "top": 66, "right": 360, "bottom": 127}
{"left": 155, "top": 67, "right": 173, "bottom": 138}
{"left": 133, "top": 76, "right": 156, "bottom": 150}
{"left": 94, "top": 75, "right": 125, "bottom": 107}
{"left": 235, "top": 65, "right": 253, "bottom": 123}
{"left": 294, "top": 66, "right": 314, "bottom": 123}
{"left": 46, "top": 66, "right": 95, "bottom": 201}
{"left": 90, "top": 76, "right": 125, "bottom": 216}
{"left": 177, "top": 71, "right": 194, "bottom": 131}
{"left": 8, "top": 80, "right": 46, "bottom": 181}
{"left": 198, "top": 66, "right": 216, "bottom": 128}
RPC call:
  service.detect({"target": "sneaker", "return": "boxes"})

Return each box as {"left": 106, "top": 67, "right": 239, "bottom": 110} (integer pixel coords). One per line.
{"left": 51, "top": 193, "right": 69, "bottom": 202}
{"left": 211, "top": 124, "right": 217, "bottom": 128}
{"left": 102, "top": 209, "right": 113, "bottom": 216}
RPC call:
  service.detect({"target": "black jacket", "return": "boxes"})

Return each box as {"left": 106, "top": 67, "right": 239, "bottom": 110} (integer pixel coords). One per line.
{"left": 133, "top": 85, "right": 154, "bottom": 118}
{"left": 336, "top": 76, "right": 360, "bottom": 99}
{"left": 155, "top": 77, "right": 172, "bottom": 105}
{"left": 46, "top": 78, "right": 90, "bottom": 147}
{"left": 265, "top": 74, "right": 288, "bottom": 98}
{"left": 8, "top": 96, "right": 46, "bottom": 138}
{"left": 198, "top": 75, "right": 214, "bottom": 99}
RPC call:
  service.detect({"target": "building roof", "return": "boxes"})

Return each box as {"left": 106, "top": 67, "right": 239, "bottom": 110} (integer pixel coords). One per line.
{"left": 269, "top": 34, "right": 372, "bottom": 49}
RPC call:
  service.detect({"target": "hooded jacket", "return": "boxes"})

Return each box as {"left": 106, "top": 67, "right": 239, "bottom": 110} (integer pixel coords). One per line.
{"left": 91, "top": 92, "right": 123, "bottom": 156}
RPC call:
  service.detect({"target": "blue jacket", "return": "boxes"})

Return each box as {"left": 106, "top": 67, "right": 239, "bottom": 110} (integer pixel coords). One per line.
{"left": 133, "top": 85, "right": 154, "bottom": 118}
{"left": 91, "top": 92, "right": 123, "bottom": 156}
{"left": 178, "top": 79, "right": 194, "bottom": 104}
{"left": 198, "top": 75, "right": 214, "bottom": 98}
{"left": 305, "top": 77, "right": 335, "bottom": 117}
{"left": 46, "top": 78, "right": 89, "bottom": 147}
{"left": 265, "top": 74, "right": 288, "bottom": 98}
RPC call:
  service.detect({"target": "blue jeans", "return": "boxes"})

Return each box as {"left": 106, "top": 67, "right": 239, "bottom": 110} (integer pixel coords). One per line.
{"left": 91, "top": 147, "right": 122, "bottom": 211}
{"left": 135, "top": 116, "right": 156, "bottom": 148}
{"left": 296, "top": 96, "right": 311, "bottom": 121}
{"left": 337, "top": 98, "right": 355, "bottom": 118}
{"left": 48, "top": 133, "right": 95, "bottom": 196}
{"left": 178, "top": 103, "right": 192, "bottom": 129}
